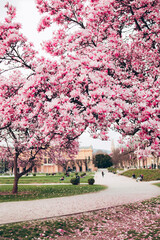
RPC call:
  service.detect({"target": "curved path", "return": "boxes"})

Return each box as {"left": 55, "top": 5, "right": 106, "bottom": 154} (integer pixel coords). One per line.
{"left": 0, "top": 169, "right": 160, "bottom": 225}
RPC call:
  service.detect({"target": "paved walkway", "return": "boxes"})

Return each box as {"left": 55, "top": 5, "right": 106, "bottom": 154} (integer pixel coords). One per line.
{"left": 0, "top": 169, "right": 160, "bottom": 225}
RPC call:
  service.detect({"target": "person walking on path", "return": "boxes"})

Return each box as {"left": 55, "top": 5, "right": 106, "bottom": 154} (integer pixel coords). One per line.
{"left": 102, "top": 171, "right": 104, "bottom": 177}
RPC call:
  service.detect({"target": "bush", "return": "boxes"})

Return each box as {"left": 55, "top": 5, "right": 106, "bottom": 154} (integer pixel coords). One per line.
{"left": 80, "top": 173, "right": 86, "bottom": 177}
{"left": 32, "top": 173, "right": 36, "bottom": 176}
{"left": 64, "top": 172, "right": 70, "bottom": 177}
{"left": 88, "top": 178, "right": 95, "bottom": 185}
{"left": 107, "top": 167, "right": 117, "bottom": 173}
{"left": 70, "top": 177, "right": 80, "bottom": 185}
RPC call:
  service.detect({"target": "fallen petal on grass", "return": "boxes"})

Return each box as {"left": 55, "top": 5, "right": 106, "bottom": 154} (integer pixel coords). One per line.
{"left": 0, "top": 196, "right": 159, "bottom": 239}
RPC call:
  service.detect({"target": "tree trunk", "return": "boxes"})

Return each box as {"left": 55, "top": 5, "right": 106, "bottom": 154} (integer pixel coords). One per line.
{"left": 12, "top": 174, "right": 19, "bottom": 194}
{"left": 12, "top": 152, "right": 19, "bottom": 194}
{"left": 156, "top": 157, "right": 159, "bottom": 169}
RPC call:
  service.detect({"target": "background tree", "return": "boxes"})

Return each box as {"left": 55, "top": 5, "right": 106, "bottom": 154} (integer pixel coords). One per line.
{"left": 0, "top": 147, "right": 9, "bottom": 173}
{"left": 111, "top": 147, "right": 137, "bottom": 168}
{"left": 94, "top": 154, "right": 113, "bottom": 168}
{"left": 83, "top": 157, "right": 92, "bottom": 172}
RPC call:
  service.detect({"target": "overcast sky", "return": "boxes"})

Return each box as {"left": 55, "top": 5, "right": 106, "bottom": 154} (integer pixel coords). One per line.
{"left": 0, "top": 0, "right": 121, "bottom": 151}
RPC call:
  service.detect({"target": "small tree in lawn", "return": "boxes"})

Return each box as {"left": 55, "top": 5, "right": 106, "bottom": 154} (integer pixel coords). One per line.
{"left": 0, "top": 4, "right": 80, "bottom": 194}
{"left": 0, "top": 68, "right": 80, "bottom": 193}
{"left": 83, "top": 157, "right": 91, "bottom": 172}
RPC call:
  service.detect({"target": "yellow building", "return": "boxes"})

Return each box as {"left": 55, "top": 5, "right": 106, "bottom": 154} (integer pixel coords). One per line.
{"left": 35, "top": 146, "right": 96, "bottom": 173}
{"left": 137, "top": 156, "right": 160, "bottom": 169}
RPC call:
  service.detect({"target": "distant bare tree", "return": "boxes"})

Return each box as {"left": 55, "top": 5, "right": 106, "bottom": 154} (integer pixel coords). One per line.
{"left": 111, "top": 147, "right": 137, "bottom": 168}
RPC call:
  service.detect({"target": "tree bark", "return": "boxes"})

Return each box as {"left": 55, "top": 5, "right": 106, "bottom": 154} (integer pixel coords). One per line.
{"left": 11, "top": 152, "right": 36, "bottom": 194}
{"left": 12, "top": 152, "right": 19, "bottom": 194}
{"left": 12, "top": 174, "right": 19, "bottom": 194}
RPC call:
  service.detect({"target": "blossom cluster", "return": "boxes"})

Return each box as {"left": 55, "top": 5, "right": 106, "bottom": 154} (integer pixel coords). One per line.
{"left": 0, "top": 0, "right": 160, "bottom": 178}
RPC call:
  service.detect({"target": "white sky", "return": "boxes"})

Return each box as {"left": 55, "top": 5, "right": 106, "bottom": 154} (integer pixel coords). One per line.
{"left": 0, "top": 0, "right": 121, "bottom": 151}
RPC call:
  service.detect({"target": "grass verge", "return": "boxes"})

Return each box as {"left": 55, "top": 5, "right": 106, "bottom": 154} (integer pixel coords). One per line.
{"left": 154, "top": 182, "right": 160, "bottom": 188}
{"left": 0, "top": 184, "right": 106, "bottom": 202}
{"left": 121, "top": 169, "right": 160, "bottom": 181}
{"left": 0, "top": 172, "right": 94, "bottom": 184}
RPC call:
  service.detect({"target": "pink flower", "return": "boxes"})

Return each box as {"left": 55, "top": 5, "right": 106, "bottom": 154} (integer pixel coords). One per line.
{"left": 57, "top": 229, "right": 65, "bottom": 235}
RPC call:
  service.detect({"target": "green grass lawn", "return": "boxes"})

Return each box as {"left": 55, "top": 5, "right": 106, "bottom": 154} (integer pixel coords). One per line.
{"left": 121, "top": 169, "right": 160, "bottom": 181}
{"left": 0, "top": 184, "right": 106, "bottom": 202}
{"left": 154, "top": 182, "right": 160, "bottom": 188}
{"left": 0, "top": 172, "right": 94, "bottom": 184}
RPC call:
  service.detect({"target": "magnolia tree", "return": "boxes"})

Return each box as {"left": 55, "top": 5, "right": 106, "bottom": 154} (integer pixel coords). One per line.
{"left": 0, "top": 1, "right": 160, "bottom": 192}
{"left": 36, "top": 0, "right": 160, "bottom": 154}
{"left": 124, "top": 135, "right": 160, "bottom": 168}
{"left": 0, "top": 4, "right": 82, "bottom": 193}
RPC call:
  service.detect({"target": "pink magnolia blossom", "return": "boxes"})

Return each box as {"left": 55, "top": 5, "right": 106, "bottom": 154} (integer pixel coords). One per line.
{"left": 0, "top": 0, "right": 160, "bottom": 192}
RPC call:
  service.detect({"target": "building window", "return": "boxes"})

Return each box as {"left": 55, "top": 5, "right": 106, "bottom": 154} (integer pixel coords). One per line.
{"left": 48, "top": 158, "right": 52, "bottom": 164}
{"left": 44, "top": 158, "right": 47, "bottom": 164}
{"left": 44, "top": 152, "right": 48, "bottom": 157}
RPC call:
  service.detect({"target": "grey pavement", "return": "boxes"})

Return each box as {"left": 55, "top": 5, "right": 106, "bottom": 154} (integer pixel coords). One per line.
{"left": 0, "top": 169, "right": 160, "bottom": 225}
